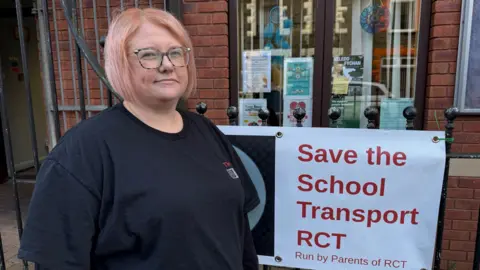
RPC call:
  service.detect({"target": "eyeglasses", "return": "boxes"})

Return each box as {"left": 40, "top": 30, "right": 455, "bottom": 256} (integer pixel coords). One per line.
{"left": 133, "top": 47, "right": 191, "bottom": 69}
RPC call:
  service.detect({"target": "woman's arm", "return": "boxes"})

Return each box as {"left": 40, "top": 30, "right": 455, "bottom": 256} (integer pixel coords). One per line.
{"left": 18, "top": 159, "right": 100, "bottom": 269}
{"left": 242, "top": 213, "right": 259, "bottom": 270}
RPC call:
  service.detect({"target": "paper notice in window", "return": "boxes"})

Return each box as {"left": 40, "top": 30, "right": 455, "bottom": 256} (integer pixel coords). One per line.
{"left": 242, "top": 50, "right": 272, "bottom": 93}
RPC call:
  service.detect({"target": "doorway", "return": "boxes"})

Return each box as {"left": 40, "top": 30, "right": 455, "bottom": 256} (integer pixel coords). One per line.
{"left": 0, "top": 0, "right": 49, "bottom": 183}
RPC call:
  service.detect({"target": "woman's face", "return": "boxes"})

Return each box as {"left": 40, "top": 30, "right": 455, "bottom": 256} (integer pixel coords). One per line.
{"left": 128, "top": 22, "right": 189, "bottom": 105}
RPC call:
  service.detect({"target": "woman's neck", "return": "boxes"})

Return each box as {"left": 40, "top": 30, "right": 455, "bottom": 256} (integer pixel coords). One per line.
{"left": 123, "top": 100, "right": 183, "bottom": 133}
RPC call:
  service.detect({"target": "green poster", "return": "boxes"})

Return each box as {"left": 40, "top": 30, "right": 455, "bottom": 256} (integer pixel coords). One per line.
{"left": 284, "top": 57, "right": 313, "bottom": 97}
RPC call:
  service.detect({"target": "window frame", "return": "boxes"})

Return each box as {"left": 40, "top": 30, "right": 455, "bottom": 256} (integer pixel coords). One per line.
{"left": 228, "top": 0, "right": 431, "bottom": 129}
{"left": 453, "top": 0, "right": 480, "bottom": 115}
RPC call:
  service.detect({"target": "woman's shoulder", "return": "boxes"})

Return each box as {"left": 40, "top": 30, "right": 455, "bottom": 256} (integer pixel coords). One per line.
{"left": 47, "top": 105, "right": 125, "bottom": 168}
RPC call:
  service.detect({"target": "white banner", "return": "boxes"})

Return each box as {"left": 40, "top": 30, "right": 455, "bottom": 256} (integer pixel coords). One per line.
{"left": 218, "top": 126, "right": 446, "bottom": 270}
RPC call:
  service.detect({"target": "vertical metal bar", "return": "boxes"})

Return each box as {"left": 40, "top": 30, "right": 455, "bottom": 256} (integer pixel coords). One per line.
{"left": 51, "top": 0, "right": 68, "bottom": 131}
{"left": 135, "top": 0, "right": 139, "bottom": 8}
{"left": 38, "top": 0, "right": 61, "bottom": 144}
{"left": 72, "top": 0, "right": 87, "bottom": 120}
{"left": 15, "top": 0, "right": 40, "bottom": 173}
{"left": 121, "top": 0, "right": 124, "bottom": 11}
{"left": 433, "top": 107, "right": 458, "bottom": 270}
{"left": 472, "top": 207, "right": 480, "bottom": 270}
{"left": 149, "top": 0, "right": 153, "bottom": 8}
{"left": 0, "top": 57, "right": 28, "bottom": 269}
{"left": 67, "top": 16, "right": 80, "bottom": 123}
{"left": 78, "top": 0, "right": 91, "bottom": 118}
{"left": 0, "top": 232, "right": 5, "bottom": 270}
{"left": 106, "top": 0, "right": 113, "bottom": 107}
{"left": 92, "top": 0, "right": 105, "bottom": 108}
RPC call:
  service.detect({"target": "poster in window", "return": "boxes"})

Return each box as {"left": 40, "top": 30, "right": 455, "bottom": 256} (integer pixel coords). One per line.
{"left": 282, "top": 97, "right": 312, "bottom": 127}
{"left": 242, "top": 50, "right": 272, "bottom": 93}
{"left": 239, "top": 98, "right": 268, "bottom": 126}
{"left": 283, "top": 57, "right": 313, "bottom": 97}
{"left": 331, "top": 55, "right": 364, "bottom": 96}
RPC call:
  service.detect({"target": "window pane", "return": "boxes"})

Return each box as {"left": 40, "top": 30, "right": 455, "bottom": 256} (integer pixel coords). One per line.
{"left": 330, "top": 0, "right": 421, "bottom": 129}
{"left": 238, "top": 0, "right": 316, "bottom": 127}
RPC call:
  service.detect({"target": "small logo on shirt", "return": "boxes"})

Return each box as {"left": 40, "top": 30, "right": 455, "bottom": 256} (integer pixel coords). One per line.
{"left": 223, "top": 161, "right": 239, "bottom": 179}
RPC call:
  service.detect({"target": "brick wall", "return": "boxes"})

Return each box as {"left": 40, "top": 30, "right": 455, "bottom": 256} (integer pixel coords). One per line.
{"left": 48, "top": 0, "right": 229, "bottom": 133}
{"left": 426, "top": 1, "right": 480, "bottom": 269}
{"left": 48, "top": 0, "right": 164, "bottom": 133}
{"left": 183, "top": 0, "right": 229, "bottom": 124}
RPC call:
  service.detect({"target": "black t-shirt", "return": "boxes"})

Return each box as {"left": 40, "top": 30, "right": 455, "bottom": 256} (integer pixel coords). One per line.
{"left": 18, "top": 103, "right": 260, "bottom": 270}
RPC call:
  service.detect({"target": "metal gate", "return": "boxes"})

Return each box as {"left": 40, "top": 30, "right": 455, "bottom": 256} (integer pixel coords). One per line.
{"left": 0, "top": 0, "right": 479, "bottom": 269}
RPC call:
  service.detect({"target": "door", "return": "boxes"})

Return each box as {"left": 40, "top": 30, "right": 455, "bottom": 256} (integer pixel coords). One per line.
{"left": 232, "top": 0, "right": 426, "bottom": 129}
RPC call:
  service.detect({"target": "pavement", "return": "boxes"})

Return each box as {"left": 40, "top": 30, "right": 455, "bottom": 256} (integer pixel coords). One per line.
{"left": 0, "top": 182, "right": 34, "bottom": 269}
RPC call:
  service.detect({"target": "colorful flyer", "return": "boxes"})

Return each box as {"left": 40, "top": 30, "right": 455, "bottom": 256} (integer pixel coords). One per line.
{"left": 331, "top": 55, "right": 364, "bottom": 95}
{"left": 242, "top": 50, "right": 272, "bottom": 93}
{"left": 239, "top": 98, "right": 268, "bottom": 126}
{"left": 283, "top": 57, "right": 313, "bottom": 97}
{"left": 282, "top": 97, "right": 312, "bottom": 127}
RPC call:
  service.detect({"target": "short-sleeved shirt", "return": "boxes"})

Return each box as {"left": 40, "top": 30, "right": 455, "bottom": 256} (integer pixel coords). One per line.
{"left": 18, "top": 103, "right": 260, "bottom": 270}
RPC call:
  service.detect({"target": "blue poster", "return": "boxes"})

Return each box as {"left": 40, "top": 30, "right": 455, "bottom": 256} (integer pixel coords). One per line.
{"left": 284, "top": 57, "right": 313, "bottom": 97}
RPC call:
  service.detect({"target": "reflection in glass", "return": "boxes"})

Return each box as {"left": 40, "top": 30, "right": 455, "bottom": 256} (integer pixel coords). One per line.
{"left": 330, "top": 0, "right": 421, "bottom": 129}
{"left": 238, "top": 0, "right": 315, "bottom": 127}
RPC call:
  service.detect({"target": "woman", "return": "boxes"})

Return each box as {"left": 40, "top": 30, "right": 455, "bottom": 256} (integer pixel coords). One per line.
{"left": 18, "top": 8, "right": 260, "bottom": 270}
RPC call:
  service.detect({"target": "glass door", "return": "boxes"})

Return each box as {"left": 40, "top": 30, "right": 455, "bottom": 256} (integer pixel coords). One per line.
{"left": 328, "top": 0, "right": 422, "bottom": 129}
{"left": 237, "top": 0, "right": 316, "bottom": 127}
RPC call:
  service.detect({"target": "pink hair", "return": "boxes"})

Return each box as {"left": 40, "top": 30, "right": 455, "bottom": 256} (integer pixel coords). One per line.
{"left": 104, "top": 8, "right": 197, "bottom": 101}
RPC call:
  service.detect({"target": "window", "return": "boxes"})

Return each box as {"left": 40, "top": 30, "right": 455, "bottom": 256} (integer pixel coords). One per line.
{"left": 454, "top": 0, "right": 480, "bottom": 114}
{"left": 237, "top": 0, "right": 316, "bottom": 127}
{"left": 330, "top": 0, "right": 422, "bottom": 129}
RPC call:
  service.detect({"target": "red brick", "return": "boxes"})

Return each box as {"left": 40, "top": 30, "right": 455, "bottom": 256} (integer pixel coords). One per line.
{"left": 429, "top": 63, "right": 449, "bottom": 74}
{"left": 441, "top": 250, "right": 467, "bottom": 261}
{"left": 196, "top": 79, "right": 214, "bottom": 89}
{"left": 211, "top": 36, "right": 228, "bottom": 46}
{"left": 197, "top": 1, "right": 227, "bottom": 13}
{"left": 458, "top": 178, "right": 480, "bottom": 189}
{"left": 432, "top": 12, "right": 461, "bottom": 25}
{"left": 430, "top": 38, "right": 459, "bottom": 50}
{"left": 214, "top": 99, "right": 229, "bottom": 109}
{"left": 205, "top": 109, "right": 227, "bottom": 119}
{"left": 195, "top": 58, "right": 213, "bottom": 68}
{"left": 214, "top": 79, "right": 229, "bottom": 88}
{"left": 184, "top": 14, "right": 212, "bottom": 25}
{"left": 453, "top": 262, "right": 474, "bottom": 270}
{"left": 214, "top": 58, "right": 229, "bottom": 67}
{"left": 212, "top": 13, "right": 228, "bottom": 24}
{"left": 430, "top": 50, "right": 458, "bottom": 62}
{"left": 433, "top": 1, "right": 462, "bottom": 13}
{"left": 427, "top": 86, "right": 448, "bottom": 98}
{"left": 445, "top": 209, "right": 472, "bottom": 220}
{"left": 452, "top": 220, "right": 477, "bottom": 231}
{"left": 197, "top": 46, "right": 228, "bottom": 57}
{"left": 428, "top": 74, "right": 456, "bottom": 86}
{"left": 196, "top": 25, "right": 228, "bottom": 35}
{"left": 447, "top": 188, "right": 474, "bottom": 199}
{"left": 450, "top": 241, "right": 476, "bottom": 251}
{"left": 455, "top": 199, "right": 480, "bottom": 210}
{"left": 463, "top": 122, "right": 480, "bottom": 132}
{"left": 475, "top": 190, "right": 480, "bottom": 200}
{"left": 191, "top": 36, "right": 213, "bottom": 46}
{"left": 468, "top": 252, "right": 476, "bottom": 261}
{"left": 197, "top": 68, "right": 228, "bottom": 79}
{"left": 431, "top": 25, "right": 460, "bottom": 38}
{"left": 464, "top": 144, "right": 480, "bottom": 153}
{"left": 455, "top": 133, "right": 480, "bottom": 144}
{"left": 448, "top": 177, "right": 459, "bottom": 188}
{"left": 426, "top": 97, "right": 454, "bottom": 109}
{"left": 444, "top": 230, "right": 471, "bottom": 241}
